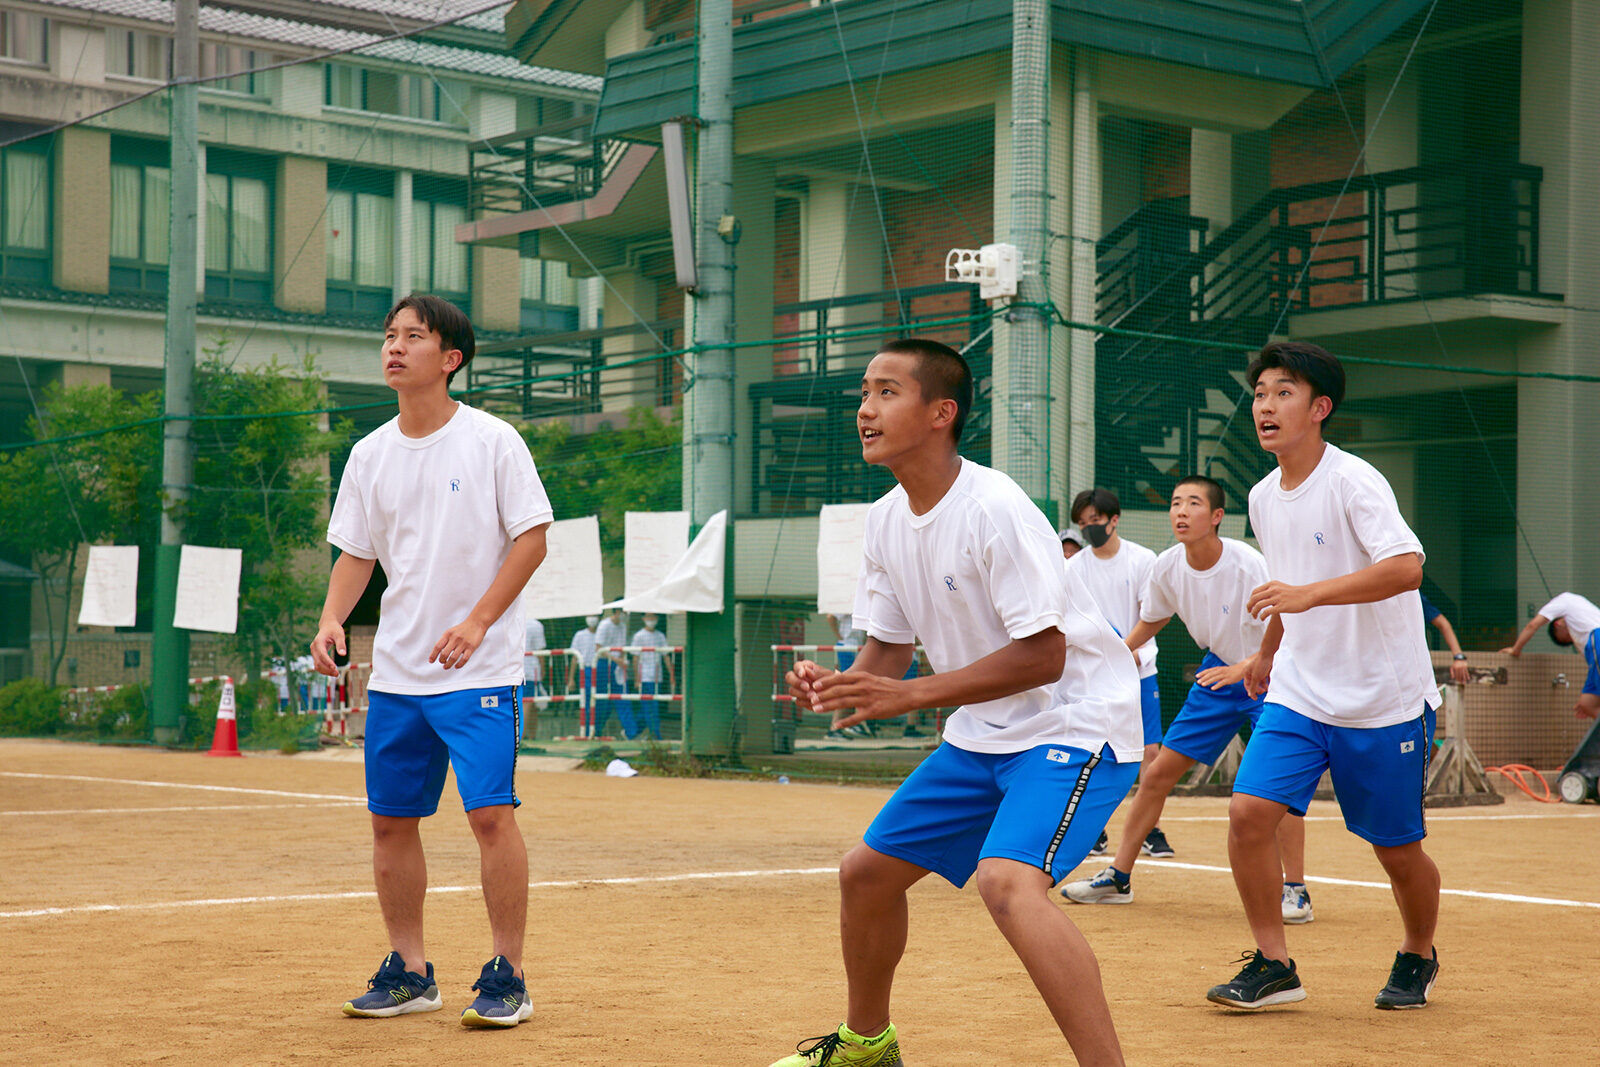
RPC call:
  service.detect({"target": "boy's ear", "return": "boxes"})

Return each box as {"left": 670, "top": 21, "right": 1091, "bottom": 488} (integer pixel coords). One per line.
{"left": 443, "top": 349, "right": 463, "bottom": 374}
{"left": 931, "top": 396, "right": 958, "bottom": 430}
{"left": 1210, "top": 507, "right": 1225, "bottom": 528}
{"left": 1310, "top": 393, "right": 1334, "bottom": 423}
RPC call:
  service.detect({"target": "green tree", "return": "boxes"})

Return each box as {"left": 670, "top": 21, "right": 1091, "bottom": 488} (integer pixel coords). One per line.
{"left": 523, "top": 406, "right": 683, "bottom": 562}
{"left": 0, "top": 385, "right": 159, "bottom": 684}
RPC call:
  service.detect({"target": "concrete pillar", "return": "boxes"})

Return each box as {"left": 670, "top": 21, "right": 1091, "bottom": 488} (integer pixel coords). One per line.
{"left": 1514, "top": 0, "right": 1600, "bottom": 624}
{"left": 1190, "top": 127, "right": 1270, "bottom": 266}
{"left": 605, "top": 1, "right": 651, "bottom": 58}
{"left": 274, "top": 156, "right": 326, "bottom": 314}
{"left": 50, "top": 22, "right": 105, "bottom": 87}
{"left": 52, "top": 128, "right": 110, "bottom": 294}
{"left": 731, "top": 156, "right": 775, "bottom": 516}
{"left": 49, "top": 362, "right": 112, "bottom": 390}
{"left": 393, "top": 170, "right": 413, "bottom": 302}
{"left": 799, "top": 178, "right": 883, "bottom": 369}
{"left": 275, "top": 62, "right": 323, "bottom": 118}
{"left": 600, "top": 270, "right": 659, "bottom": 411}
{"left": 473, "top": 246, "right": 522, "bottom": 331}
{"left": 1364, "top": 58, "right": 1420, "bottom": 299}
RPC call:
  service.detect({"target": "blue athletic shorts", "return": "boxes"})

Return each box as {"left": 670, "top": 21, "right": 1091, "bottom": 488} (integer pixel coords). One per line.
{"left": 1583, "top": 634, "right": 1599, "bottom": 698}
{"left": 1161, "top": 651, "right": 1264, "bottom": 766}
{"left": 1232, "top": 702, "right": 1434, "bottom": 847}
{"left": 1140, "top": 674, "right": 1162, "bottom": 746}
{"left": 364, "top": 685, "right": 523, "bottom": 817}
{"left": 863, "top": 741, "right": 1139, "bottom": 888}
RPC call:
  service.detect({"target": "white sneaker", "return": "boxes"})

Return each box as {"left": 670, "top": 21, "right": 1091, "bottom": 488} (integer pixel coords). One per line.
{"left": 1282, "top": 883, "right": 1314, "bottom": 924}
{"left": 1060, "top": 866, "right": 1133, "bottom": 904}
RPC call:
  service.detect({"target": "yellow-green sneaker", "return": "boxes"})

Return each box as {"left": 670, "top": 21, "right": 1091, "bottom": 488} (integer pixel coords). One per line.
{"left": 769, "top": 1022, "right": 902, "bottom": 1066}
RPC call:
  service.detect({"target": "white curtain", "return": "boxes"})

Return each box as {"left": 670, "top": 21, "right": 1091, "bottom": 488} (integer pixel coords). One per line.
{"left": 325, "top": 190, "right": 352, "bottom": 282}
{"left": 354, "top": 192, "right": 393, "bottom": 287}
{"left": 3, "top": 151, "right": 47, "bottom": 249}
{"left": 205, "top": 173, "right": 228, "bottom": 271}
{"left": 144, "top": 166, "right": 170, "bottom": 264}
{"left": 109, "top": 164, "right": 141, "bottom": 260}
{"left": 232, "top": 176, "right": 268, "bottom": 273}
{"left": 432, "top": 201, "right": 466, "bottom": 293}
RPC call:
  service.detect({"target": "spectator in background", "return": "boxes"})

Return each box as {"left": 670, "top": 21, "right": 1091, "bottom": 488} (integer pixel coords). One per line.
{"left": 829, "top": 612, "right": 862, "bottom": 671}
{"left": 594, "top": 607, "right": 634, "bottom": 738}
{"left": 523, "top": 614, "right": 548, "bottom": 713}
{"left": 630, "top": 613, "right": 674, "bottom": 740}
{"left": 1420, "top": 592, "right": 1471, "bottom": 683}
{"left": 566, "top": 615, "right": 601, "bottom": 737}
{"left": 1059, "top": 525, "right": 1084, "bottom": 560}
{"left": 1500, "top": 592, "right": 1600, "bottom": 719}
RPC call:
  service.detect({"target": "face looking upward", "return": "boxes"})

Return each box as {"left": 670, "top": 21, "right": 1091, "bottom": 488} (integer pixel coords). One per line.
{"left": 857, "top": 351, "right": 956, "bottom": 468}
{"left": 1252, "top": 369, "right": 1331, "bottom": 456}
{"left": 382, "top": 306, "right": 461, "bottom": 393}
{"left": 1169, "top": 486, "right": 1223, "bottom": 545}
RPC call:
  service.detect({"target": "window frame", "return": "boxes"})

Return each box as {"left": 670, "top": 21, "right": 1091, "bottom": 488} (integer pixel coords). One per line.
{"left": 412, "top": 175, "right": 472, "bottom": 308}
{"left": 324, "top": 168, "right": 396, "bottom": 319}
{"left": 202, "top": 150, "right": 274, "bottom": 306}
{"left": 0, "top": 12, "right": 50, "bottom": 68}
{"left": 0, "top": 140, "right": 51, "bottom": 285}
{"left": 107, "top": 138, "right": 171, "bottom": 296}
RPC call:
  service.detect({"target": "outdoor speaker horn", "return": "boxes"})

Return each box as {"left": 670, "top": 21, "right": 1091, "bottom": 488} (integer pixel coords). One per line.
{"left": 662, "top": 121, "right": 698, "bottom": 292}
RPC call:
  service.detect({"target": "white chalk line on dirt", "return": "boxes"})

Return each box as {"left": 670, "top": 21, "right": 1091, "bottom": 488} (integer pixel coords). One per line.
{"left": 1087, "top": 857, "right": 1600, "bottom": 910}
{"left": 1156, "top": 810, "right": 1599, "bottom": 823}
{"left": 0, "top": 770, "right": 362, "bottom": 803}
{"left": 0, "top": 801, "right": 363, "bottom": 817}
{"left": 0, "top": 867, "right": 840, "bottom": 920}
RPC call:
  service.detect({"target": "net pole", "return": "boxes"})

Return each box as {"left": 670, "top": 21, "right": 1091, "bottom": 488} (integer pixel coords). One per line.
{"left": 151, "top": 0, "right": 199, "bottom": 744}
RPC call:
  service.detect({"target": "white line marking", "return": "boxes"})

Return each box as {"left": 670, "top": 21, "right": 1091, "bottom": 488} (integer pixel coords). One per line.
{"left": 1156, "top": 810, "right": 1599, "bottom": 823}
{"left": 0, "top": 771, "right": 362, "bottom": 803}
{"left": 0, "top": 802, "right": 364, "bottom": 817}
{"left": 0, "top": 867, "right": 840, "bottom": 920}
{"left": 1076, "top": 857, "right": 1600, "bottom": 910}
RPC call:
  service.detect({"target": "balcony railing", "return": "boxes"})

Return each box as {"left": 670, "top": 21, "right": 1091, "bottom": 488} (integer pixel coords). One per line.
{"left": 468, "top": 114, "right": 625, "bottom": 217}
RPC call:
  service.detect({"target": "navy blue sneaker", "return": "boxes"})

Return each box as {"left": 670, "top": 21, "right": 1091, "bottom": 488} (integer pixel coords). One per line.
{"left": 1374, "top": 948, "right": 1438, "bottom": 1009}
{"left": 1205, "top": 950, "right": 1307, "bottom": 1009}
{"left": 460, "top": 955, "right": 533, "bottom": 1028}
{"left": 342, "top": 952, "right": 441, "bottom": 1017}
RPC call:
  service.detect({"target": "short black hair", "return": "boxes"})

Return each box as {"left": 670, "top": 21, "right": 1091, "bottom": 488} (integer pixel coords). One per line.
{"left": 1070, "top": 487, "right": 1121, "bottom": 524}
{"left": 386, "top": 293, "right": 475, "bottom": 386}
{"left": 1175, "top": 474, "right": 1225, "bottom": 512}
{"left": 1548, "top": 618, "right": 1573, "bottom": 646}
{"left": 875, "top": 338, "right": 974, "bottom": 444}
{"left": 1246, "top": 340, "right": 1345, "bottom": 422}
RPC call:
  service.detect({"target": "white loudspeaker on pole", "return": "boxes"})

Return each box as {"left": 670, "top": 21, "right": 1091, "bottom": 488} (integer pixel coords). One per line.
{"left": 662, "top": 121, "right": 698, "bottom": 291}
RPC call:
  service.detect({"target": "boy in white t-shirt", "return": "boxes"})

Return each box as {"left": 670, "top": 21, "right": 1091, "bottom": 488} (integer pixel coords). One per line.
{"left": 772, "top": 339, "right": 1142, "bottom": 1067}
{"left": 1500, "top": 591, "right": 1600, "bottom": 719}
{"left": 630, "top": 613, "right": 674, "bottom": 739}
{"left": 1207, "top": 341, "right": 1442, "bottom": 1013}
{"left": 311, "top": 294, "right": 553, "bottom": 1028}
{"left": 1061, "top": 475, "right": 1313, "bottom": 922}
{"left": 1065, "top": 486, "right": 1174, "bottom": 859}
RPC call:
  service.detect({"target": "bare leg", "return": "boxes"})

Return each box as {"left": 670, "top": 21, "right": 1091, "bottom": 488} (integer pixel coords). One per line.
{"left": 466, "top": 804, "right": 528, "bottom": 977}
{"left": 838, "top": 844, "right": 929, "bottom": 1038}
{"left": 977, "top": 858, "right": 1125, "bottom": 1067}
{"left": 1373, "top": 841, "right": 1440, "bottom": 956}
{"left": 1109, "top": 748, "right": 1195, "bottom": 874}
{"left": 1227, "top": 793, "right": 1291, "bottom": 964}
{"left": 372, "top": 814, "right": 427, "bottom": 974}
{"left": 1277, "top": 814, "right": 1307, "bottom": 885}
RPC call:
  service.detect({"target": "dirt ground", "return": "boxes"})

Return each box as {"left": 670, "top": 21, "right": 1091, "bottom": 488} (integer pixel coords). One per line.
{"left": 2, "top": 739, "right": 1595, "bottom": 1066}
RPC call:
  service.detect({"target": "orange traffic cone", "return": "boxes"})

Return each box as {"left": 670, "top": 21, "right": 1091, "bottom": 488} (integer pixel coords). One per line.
{"left": 205, "top": 678, "right": 243, "bottom": 758}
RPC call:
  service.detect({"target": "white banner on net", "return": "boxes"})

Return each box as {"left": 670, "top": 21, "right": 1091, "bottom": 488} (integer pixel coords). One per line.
{"left": 173, "top": 544, "right": 242, "bottom": 633}
{"left": 817, "top": 503, "right": 872, "bottom": 615}
{"left": 522, "top": 515, "right": 604, "bottom": 619}
{"left": 605, "top": 510, "right": 726, "bottom": 614}
{"left": 624, "top": 510, "right": 689, "bottom": 600}
{"left": 79, "top": 545, "right": 139, "bottom": 628}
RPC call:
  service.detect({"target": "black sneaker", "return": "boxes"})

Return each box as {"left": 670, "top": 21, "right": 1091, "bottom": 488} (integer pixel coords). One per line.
{"left": 460, "top": 955, "right": 533, "bottom": 1028}
{"left": 342, "top": 952, "right": 442, "bottom": 1017}
{"left": 1206, "top": 950, "right": 1307, "bottom": 1009}
{"left": 1088, "top": 830, "right": 1109, "bottom": 856}
{"left": 1374, "top": 948, "right": 1438, "bottom": 1010}
{"left": 1141, "top": 827, "right": 1175, "bottom": 858}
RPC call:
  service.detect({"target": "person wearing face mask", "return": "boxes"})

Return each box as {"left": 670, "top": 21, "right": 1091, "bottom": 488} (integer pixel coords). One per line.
{"left": 630, "top": 613, "right": 675, "bottom": 740}
{"left": 567, "top": 615, "right": 602, "bottom": 738}
{"left": 1065, "top": 486, "right": 1173, "bottom": 860}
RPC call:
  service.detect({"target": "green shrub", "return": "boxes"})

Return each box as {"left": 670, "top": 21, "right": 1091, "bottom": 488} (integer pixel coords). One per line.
{"left": 0, "top": 678, "right": 67, "bottom": 736}
{"left": 94, "top": 684, "right": 149, "bottom": 739}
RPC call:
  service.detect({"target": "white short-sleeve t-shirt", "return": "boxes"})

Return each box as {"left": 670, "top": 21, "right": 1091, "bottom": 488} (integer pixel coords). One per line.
{"left": 524, "top": 617, "right": 546, "bottom": 682}
{"left": 1065, "top": 537, "right": 1160, "bottom": 678}
{"left": 631, "top": 627, "right": 670, "bottom": 683}
{"left": 568, "top": 627, "right": 598, "bottom": 669}
{"left": 327, "top": 403, "right": 553, "bottom": 695}
{"left": 853, "top": 459, "right": 1142, "bottom": 760}
{"left": 1248, "top": 444, "right": 1438, "bottom": 727}
{"left": 1141, "top": 538, "right": 1269, "bottom": 667}
{"left": 1538, "top": 593, "right": 1600, "bottom": 654}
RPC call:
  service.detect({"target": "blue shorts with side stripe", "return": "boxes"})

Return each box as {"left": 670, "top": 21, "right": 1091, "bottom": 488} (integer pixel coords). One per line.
{"left": 863, "top": 741, "right": 1138, "bottom": 888}
{"left": 1160, "top": 651, "right": 1265, "bottom": 766}
{"left": 364, "top": 685, "right": 523, "bottom": 816}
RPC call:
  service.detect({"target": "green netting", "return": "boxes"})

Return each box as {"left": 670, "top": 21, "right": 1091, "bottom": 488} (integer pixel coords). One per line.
{"left": 1, "top": 0, "right": 1595, "bottom": 769}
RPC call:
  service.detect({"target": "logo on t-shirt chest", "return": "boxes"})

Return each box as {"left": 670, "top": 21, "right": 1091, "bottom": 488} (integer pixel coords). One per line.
{"left": 450, "top": 478, "right": 462, "bottom": 493}
{"left": 1313, "top": 531, "right": 1327, "bottom": 546}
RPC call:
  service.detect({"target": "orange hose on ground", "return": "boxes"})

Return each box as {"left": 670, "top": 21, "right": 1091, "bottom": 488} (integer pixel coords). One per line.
{"left": 1484, "top": 764, "right": 1561, "bottom": 803}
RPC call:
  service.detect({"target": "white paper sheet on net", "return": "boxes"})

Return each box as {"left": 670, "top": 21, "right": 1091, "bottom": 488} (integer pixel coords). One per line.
{"left": 624, "top": 510, "right": 690, "bottom": 600}
{"left": 522, "top": 515, "right": 604, "bottom": 619}
{"left": 173, "top": 544, "right": 242, "bottom": 634}
{"left": 816, "top": 503, "right": 872, "bottom": 615}
{"left": 604, "top": 510, "right": 726, "bottom": 614}
{"left": 79, "top": 545, "right": 139, "bottom": 628}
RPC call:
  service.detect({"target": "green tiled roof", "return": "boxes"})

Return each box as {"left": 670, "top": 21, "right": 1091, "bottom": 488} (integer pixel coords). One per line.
{"left": 586, "top": 0, "right": 1432, "bottom": 139}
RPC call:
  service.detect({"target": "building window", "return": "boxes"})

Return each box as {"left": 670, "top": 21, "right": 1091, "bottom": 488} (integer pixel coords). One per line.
{"left": 108, "top": 141, "right": 170, "bottom": 295}
{"left": 520, "top": 258, "right": 578, "bottom": 332}
{"left": 412, "top": 187, "right": 470, "bottom": 306}
{"left": 0, "top": 143, "right": 49, "bottom": 284}
{"left": 324, "top": 62, "right": 466, "bottom": 125}
{"left": 326, "top": 176, "right": 395, "bottom": 317}
{"left": 105, "top": 27, "right": 172, "bottom": 81}
{"left": 200, "top": 42, "right": 274, "bottom": 95}
{"left": 204, "top": 154, "right": 272, "bottom": 304}
{"left": 0, "top": 12, "right": 49, "bottom": 66}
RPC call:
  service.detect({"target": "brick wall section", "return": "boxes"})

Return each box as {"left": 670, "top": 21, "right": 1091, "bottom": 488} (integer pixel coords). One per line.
{"left": 1270, "top": 74, "right": 1366, "bottom": 307}
{"left": 880, "top": 156, "right": 993, "bottom": 337}
{"left": 473, "top": 245, "right": 522, "bottom": 332}
{"left": 274, "top": 155, "right": 326, "bottom": 314}
{"left": 53, "top": 126, "right": 109, "bottom": 294}
{"left": 1141, "top": 121, "right": 1192, "bottom": 202}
